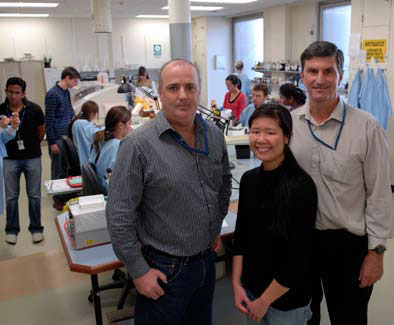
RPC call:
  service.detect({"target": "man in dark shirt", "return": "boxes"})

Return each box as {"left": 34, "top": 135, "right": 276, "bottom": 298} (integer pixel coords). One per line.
{"left": 107, "top": 59, "right": 232, "bottom": 324}
{"left": 0, "top": 77, "right": 45, "bottom": 245}
{"left": 45, "top": 66, "right": 79, "bottom": 210}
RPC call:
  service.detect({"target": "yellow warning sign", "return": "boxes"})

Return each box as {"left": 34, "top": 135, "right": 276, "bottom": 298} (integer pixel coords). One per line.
{"left": 362, "top": 39, "right": 387, "bottom": 63}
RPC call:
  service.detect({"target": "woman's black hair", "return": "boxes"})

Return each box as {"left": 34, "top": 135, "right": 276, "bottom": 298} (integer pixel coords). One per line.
{"left": 226, "top": 74, "right": 242, "bottom": 90}
{"left": 138, "top": 66, "right": 150, "bottom": 79}
{"left": 68, "top": 100, "right": 99, "bottom": 139}
{"left": 279, "top": 83, "right": 306, "bottom": 106}
{"left": 248, "top": 103, "right": 307, "bottom": 239}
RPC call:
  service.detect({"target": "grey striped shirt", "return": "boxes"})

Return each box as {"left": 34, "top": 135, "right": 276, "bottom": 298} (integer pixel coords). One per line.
{"left": 106, "top": 111, "right": 232, "bottom": 278}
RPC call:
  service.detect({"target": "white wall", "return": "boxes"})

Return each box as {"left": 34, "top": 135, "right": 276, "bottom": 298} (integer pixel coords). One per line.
{"left": 192, "top": 16, "right": 232, "bottom": 108}
{"left": 0, "top": 17, "right": 171, "bottom": 70}
{"left": 289, "top": 0, "right": 319, "bottom": 61}
{"left": 263, "top": 0, "right": 318, "bottom": 62}
{"left": 263, "top": 5, "right": 291, "bottom": 61}
{"left": 206, "top": 16, "right": 233, "bottom": 107}
{"left": 192, "top": 17, "right": 208, "bottom": 107}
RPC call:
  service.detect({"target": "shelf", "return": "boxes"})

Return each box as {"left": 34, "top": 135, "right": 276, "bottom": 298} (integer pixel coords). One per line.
{"left": 253, "top": 68, "right": 300, "bottom": 74}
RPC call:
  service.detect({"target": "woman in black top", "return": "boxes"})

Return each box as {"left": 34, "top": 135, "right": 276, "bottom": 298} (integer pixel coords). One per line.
{"left": 232, "top": 104, "right": 317, "bottom": 324}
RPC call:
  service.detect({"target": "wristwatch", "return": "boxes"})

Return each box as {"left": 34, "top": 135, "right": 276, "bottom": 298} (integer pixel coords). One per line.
{"left": 372, "top": 245, "right": 386, "bottom": 255}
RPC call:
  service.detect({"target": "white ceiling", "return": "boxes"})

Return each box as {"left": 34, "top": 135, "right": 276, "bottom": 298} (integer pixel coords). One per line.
{"left": 0, "top": 0, "right": 305, "bottom": 18}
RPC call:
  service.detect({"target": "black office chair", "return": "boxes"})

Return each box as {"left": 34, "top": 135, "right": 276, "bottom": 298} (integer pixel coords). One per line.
{"left": 61, "top": 135, "right": 81, "bottom": 176}
{"left": 81, "top": 163, "right": 134, "bottom": 310}
{"left": 81, "top": 162, "right": 107, "bottom": 196}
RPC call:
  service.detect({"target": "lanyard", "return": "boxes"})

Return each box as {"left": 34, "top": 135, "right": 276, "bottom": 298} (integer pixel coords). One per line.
{"left": 170, "top": 114, "right": 209, "bottom": 156}
{"left": 307, "top": 102, "right": 346, "bottom": 151}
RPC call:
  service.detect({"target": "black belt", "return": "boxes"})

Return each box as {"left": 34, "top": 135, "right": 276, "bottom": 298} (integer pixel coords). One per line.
{"left": 143, "top": 246, "right": 212, "bottom": 261}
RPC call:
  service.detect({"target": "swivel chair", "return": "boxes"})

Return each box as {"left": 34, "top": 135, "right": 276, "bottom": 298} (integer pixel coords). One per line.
{"left": 81, "top": 162, "right": 134, "bottom": 311}
{"left": 81, "top": 162, "right": 107, "bottom": 196}
{"left": 61, "top": 135, "right": 81, "bottom": 176}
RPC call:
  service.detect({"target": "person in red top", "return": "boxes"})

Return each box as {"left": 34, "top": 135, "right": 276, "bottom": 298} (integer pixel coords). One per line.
{"left": 223, "top": 75, "right": 247, "bottom": 122}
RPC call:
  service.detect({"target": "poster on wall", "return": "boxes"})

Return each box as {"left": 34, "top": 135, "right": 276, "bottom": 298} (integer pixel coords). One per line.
{"left": 362, "top": 39, "right": 387, "bottom": 63}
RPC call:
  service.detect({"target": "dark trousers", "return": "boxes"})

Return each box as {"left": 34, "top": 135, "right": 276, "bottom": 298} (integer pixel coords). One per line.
{"left": 308, "top": 229, "right": 373, "bottom": 325}
{"left": 135, "top": 247, "right": 217, "bottom": 325}
{"left": 48, "top": 139, "right": 68, "bottom": 202}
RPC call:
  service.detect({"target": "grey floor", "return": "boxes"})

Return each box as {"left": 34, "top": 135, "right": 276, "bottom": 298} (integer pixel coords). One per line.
{"left": 0, "top": 143, "right": 393, "bottom": 324}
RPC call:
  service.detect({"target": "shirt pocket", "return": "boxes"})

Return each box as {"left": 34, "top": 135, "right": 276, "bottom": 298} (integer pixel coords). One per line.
{"left": 320, "top": 151, "right": 361, "bottom": 185}
{"left": 200, "top": 155, "right": 224, "bottom": 192}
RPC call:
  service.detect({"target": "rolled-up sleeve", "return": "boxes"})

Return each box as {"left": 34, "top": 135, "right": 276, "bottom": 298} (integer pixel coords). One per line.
{"left": 363, "top": 121, "right": 392, "bottom": 249}
{"left": 106, "top": 136, "right": 150, "bottom": 278}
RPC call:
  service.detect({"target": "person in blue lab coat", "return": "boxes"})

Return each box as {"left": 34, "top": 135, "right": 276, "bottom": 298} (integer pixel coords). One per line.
{"left": 89, "top": 105, "right": 131, "bottom": 191}
{"left": 235, "top": 60, "right": 252, "bottom": 103}
{"left": 240, "top": 83, "right": 269, "bottom": 127}
{"left": 67, "top": 100, "right": 101, "bottom": 167}
{"left": 0, "top": 114, "right": 20, "bottom": 214}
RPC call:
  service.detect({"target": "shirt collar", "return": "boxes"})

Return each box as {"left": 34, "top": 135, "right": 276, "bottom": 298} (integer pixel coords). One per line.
{"left": 155, "top": 110, "right": 205, "bottom": 137}
{"left": 56, "top": 82, "right": 68, "bottom": 92}
{"left": 296, "top": 100, "right": 344, "bottom": 124}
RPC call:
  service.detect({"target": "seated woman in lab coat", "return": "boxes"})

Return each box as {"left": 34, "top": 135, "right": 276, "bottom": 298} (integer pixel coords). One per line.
{"left": 68, "top": 100, "right": 101, "bottom": 167}
{"left": 89, "top": 105, "right": 131, "bottom": 191}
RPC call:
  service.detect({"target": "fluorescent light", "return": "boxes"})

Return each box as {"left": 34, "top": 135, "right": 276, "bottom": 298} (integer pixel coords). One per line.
{"left": 0, "top": 2, "right": 58, "bottom": 7}
{"left": 136, "top": 15, "right": 169, "bottom": 19}
{"left": 0, "top": 13, "right": 49, "bottom": 17}
{"left": 162, "top": 6, "right": 223, "bottom": 11}
{"left": 191, "top": 0, "right": 257, "bottom": 3}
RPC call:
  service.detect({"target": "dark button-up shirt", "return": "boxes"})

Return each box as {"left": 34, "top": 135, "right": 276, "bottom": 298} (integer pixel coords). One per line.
{"left": 106, "top": 111, "right": 232, "bottom": 278}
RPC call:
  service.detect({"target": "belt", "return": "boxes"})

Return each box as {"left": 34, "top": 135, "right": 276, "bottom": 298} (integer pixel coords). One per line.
{"left": 143, "top": 246, "right": 212, "bottom": 261}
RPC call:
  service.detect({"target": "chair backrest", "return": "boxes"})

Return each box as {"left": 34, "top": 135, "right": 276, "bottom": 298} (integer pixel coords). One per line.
{"left": 61, "top": 135, "right": 81, "bottom": 176}
{"left": 81, "top": 162, "right": 107, "bottom": 196}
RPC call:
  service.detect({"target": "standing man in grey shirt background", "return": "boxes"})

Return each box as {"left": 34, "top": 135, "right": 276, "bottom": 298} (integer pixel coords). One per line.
{"left": 106, "top": 58, "right": 232, "bottom": 324}
{"left": 290, "top": 41, "right": 392, "bottom": 325}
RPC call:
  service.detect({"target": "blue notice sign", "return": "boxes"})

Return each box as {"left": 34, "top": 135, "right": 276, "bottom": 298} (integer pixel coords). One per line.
{"left": 153, "top": 44, "right": 162, "bottom": 57}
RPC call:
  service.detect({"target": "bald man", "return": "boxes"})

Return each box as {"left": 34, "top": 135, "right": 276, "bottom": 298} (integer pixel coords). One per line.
{"left": 106, "top": 59, "right": 232, "bottom": 325}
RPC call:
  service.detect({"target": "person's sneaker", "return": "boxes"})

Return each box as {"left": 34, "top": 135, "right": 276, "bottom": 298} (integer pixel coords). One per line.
{"left": 32, "top": 232, "right": 44, "bottom": 244}
{"left": 5, "top": 234, "right": 17, "bottom": 245}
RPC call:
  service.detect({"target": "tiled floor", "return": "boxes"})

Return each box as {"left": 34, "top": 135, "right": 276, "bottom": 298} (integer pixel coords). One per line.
{"left": 0, "top": 143, "right": 393, "bottom": 324}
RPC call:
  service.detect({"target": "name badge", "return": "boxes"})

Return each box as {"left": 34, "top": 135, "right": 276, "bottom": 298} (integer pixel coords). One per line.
{"left": 17, "top": 140, "right": 25, "bottom": 150}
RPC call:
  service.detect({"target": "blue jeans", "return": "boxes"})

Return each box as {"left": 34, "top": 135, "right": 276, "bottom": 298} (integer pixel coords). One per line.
{"left": 245, "top": 288, "right": 311, "bottom": 325}
{"left": 4, "top": 158, "right": 43, "bottom": 235}
{"left": 135, "top": 247, "right": 217, "bottom": 325}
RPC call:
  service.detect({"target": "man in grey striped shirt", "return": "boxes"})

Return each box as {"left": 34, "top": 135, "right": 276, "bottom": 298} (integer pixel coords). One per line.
{"left": 106, "top": 58, "right": 232, "bottom": 324}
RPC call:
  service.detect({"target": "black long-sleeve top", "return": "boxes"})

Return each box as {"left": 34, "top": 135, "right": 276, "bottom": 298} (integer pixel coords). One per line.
{"left": 233, "top": 150, "right": 317, "bottom": 311}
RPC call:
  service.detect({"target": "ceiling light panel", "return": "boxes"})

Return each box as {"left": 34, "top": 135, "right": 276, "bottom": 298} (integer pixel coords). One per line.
{"left": 0, "top": 13, "right": 49, "bottom": 17}
{"left": 136, "top": 15, "right": 169, "bottom": 19}
{"left": 191, "top": 0, "right": 257, "bottom": 3}
{"left": 0, "top": 2, "right": 59, "bottom": 7}
{"left": 162, "top": 6, "right": 223, "bottom": 11}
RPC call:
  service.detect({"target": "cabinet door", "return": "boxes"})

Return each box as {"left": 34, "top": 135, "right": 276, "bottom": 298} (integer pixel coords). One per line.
{"left": 20, "top": 61, "right": 46, "bottom": 109}
{"left": 0, "top": 62, "right": 21, "bottom": 104}
{"left": 363, "top": 0, "right": 391, "bottom": 27}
